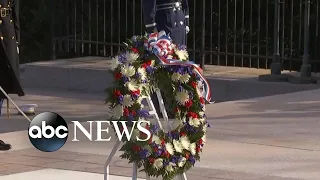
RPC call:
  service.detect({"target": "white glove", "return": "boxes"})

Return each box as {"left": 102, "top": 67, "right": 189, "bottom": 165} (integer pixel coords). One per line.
{"left": 17, "top": 46, "right": 19, "bottom": 54}
{"left": 186, "top": 26, "right": 190, "bottom": 34}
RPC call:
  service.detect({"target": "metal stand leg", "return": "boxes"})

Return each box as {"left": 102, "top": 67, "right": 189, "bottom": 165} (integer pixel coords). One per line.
{"left": 0, "top": 86, "right": 31, "bottom": 122}
{"left": 104, "top": 140, "right": 121, "bottom": 180}
{"left": 132, "top": 163, "right": 138, "bottom": 180}
{"left": 6, "top": 98, "right": 10, "bottom": 119}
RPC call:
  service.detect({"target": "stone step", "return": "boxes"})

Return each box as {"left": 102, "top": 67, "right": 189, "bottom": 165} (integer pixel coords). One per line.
{"left": 20, "top": 57, "right": 320, "bottom": 102}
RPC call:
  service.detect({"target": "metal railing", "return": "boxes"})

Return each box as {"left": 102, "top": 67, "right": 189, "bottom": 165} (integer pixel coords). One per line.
{"left": 51, "top": 0, "right": 320, "bottom": 73}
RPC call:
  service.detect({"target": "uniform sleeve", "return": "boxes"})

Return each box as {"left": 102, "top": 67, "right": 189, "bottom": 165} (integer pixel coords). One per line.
{"left": 12, "top": 0, "right": 20, "bottom": 45}
{"left": 183, "top": 0, "right": 189, "bottom": 26}
{"left": 142, "top": 0, "right": 157, "bottom": 33}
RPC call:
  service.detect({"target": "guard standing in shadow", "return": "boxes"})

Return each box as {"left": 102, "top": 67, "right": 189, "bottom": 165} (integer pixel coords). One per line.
{"left": 0, "top": 0, "right": 24, "bottom": 151}
{"left": 142, "top": 0, "right": 190, "bottom": 118}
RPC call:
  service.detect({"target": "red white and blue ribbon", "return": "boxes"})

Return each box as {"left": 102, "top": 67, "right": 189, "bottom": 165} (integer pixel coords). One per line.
{"left": 145, "top": 31, "right": 213, "bottom": 104}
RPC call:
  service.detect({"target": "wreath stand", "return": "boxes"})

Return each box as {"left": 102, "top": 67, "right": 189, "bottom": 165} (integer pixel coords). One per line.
{"left": 104, "top": 89, "right": 187, "bottom": 180}
{"left": 0, "top": 86, "right": 31, "bottom": 122}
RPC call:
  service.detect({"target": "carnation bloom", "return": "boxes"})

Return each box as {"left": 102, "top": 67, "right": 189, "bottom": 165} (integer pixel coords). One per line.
{"left": 151, "top": 135, "right": 162, "bottom": 144}
{"left": 175, "top": 49, "right": 189, "bottom": 60}
{"left": 121, "top": 65, "right": 136, "bottom": 77}
{"left": 137, "top": 67, "right": 147, "bottom": 80}
{"left": 189, "top": 117, "right": 201, "bottom": 127}
{"left": 110, "top": 105, "right": 123, "bottom": 119}
{"left": 125, "top": 80, "right": 139, "bottom": 91}
{"left": 153, "top": 158, "right": 163, "bottom": 170}
{"left": 125, "top": 51, "right": 139, "bottom": 64}
{"left": 166, "top": 162, "right": 175, "bottom": 172}
{"left": 171, "top": 72, "right": 181, "bottom": 82}
{"left": 173, "top": 139, "right": 183, "bottom": 153}
{"left": 121, "top": 94, "right": 134, "bottom": 107}
{"left": 175, "top": 90, "right": 189, "bottom": 105}
{"left": 110, "top": 56, "right": 120, "bottom": 70}
{"left": 189, "top": 143, "right": 197, "bottom": 155}
{"left": 180, "top": 136, "right": 190, "bottom": 150}
{"left": 179, "top": 73, "right": 191, "bottom": 84}
{"left": 165, "top": 143, "right": 174, "bottom": 155}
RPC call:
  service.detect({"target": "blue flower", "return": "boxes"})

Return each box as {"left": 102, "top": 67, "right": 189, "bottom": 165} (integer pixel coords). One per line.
{"left": 189, "top": 92, "right": 193, "bottom": 99}
{"left": 118, "top": 95, "right": 124, "bottom": 103}
{"left": 188, "top": 155, "right": 196, "bottom": 165}
{"left": 150, "top": 124, "right": 159, "bottom": 133}
{"left": 171, "top": 132, "right": 179, "bottom": 140}
{"left": 138, "top": 110, "right": 150, "bottom": 118}
{"left": 178, "top": 45, "right": 187, "bottom": 50}
{"left": 171, "top": 155, "right": 179, "bottom": 163}
{"left": 163, "top": 161, "right": 169, "bottom": 167}
{"left": 146, "top": 66, "right": 154, "bottom": 74}
{"left": 178, "top": 86, "right": 183, "bottom": 92}
{"left": 127, "top": 114, "right": 134, "bottom": 122}
{"left": 139, "top": 149, "right": 149, "bottom": 159}
{"left": 118, "top": 53, "right": 127, "bottom": 63}
{"left": 155, "top": 149, "right": 162, "bottom": 157}
{"left": 122, "top": 76, "right": 129, "bottom": 83}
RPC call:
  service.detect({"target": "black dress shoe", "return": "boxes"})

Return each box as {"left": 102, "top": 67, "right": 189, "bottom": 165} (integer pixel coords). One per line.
{"left": 0, "top": 140, "right": 12, "bottom": 151}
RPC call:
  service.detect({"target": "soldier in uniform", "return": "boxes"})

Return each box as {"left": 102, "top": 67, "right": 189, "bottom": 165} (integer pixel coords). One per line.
{"left": 0, "top": 0, "right": 23, "bottom": 151}
{"left": 142, "top": 0, "right": 190, "bottom": 118}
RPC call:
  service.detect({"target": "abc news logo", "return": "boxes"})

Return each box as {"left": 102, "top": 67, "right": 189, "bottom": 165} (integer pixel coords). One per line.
{"left": 28, "top": 112, "right": 151, "bottom": 152}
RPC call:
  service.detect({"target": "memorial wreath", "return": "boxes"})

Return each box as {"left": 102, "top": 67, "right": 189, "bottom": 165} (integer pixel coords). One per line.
{"left": 105, "top": 31, "right": 211, "bottom": 180}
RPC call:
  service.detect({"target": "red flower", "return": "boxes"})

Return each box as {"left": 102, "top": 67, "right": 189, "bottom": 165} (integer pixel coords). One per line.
{"left": 196, "top": 146, "right": 201, "bottom": 153}
{"left": 179, "top": 131, "right": 187, "bottom": 136}
{"left": 123, "top": 108, "right": 129, "bottom": 116}
{"left": 191, "top": 81, "right": 197, "bottom": 89}
{"left": 131, "top": 47, "right": 139, "bottom": 54}
{"left": 161, "top": 139, "right": 165, "bottom": 145}
{"left": 199, "top": 97, "right": 205, "bottom": 104}
{"left": 114, "top": 72, "right": 122, "bottom": 80}
{"left": 131, "top": 110, "right": 136, "bottom": 116}
{"left": 113, "top": 90, "right": 122, "bottom": 97}
{"left": 146, "top": 60, "right": 152, "bottom": 66}
{"left": 174, "top": 107, "right": 180, "bottom": 112}
{"left": 185, "top": 100, "right": 193, "bottom": 108}
{"left": 162, "top": 150, "right": 170, "bottom": 158}
{"left": 187, "top": 112, "right": 199, "bottom": 119}
{"left": 198, "top": 139, "right": 203, "bottom": 145}
{"left": 131, "top": 89, "right": 141, "bottom": 96}
{"left": 132, "top": 145, "right": 141, "bottom": 152}
{"left": 148, "top": 157, "right": 155, "bottom": 164}
{"left": 153, "top": 147, "right": 158, "bottom": 152}
{"left": 185, "top": 152, "right": 190, "bottom": 159}
{"left": 142, "top": 63, "right": 148, "bottom": 69}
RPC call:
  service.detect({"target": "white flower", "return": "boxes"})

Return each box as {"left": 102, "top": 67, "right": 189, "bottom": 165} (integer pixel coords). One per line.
{"left": 180, "top": 136, "right": 190, "bottom": 150}
{"left": 202, "top": 134, "right": 206, "bottom": 144}
{"left": 165, "top": 143, "right": 174, "bottom": 155}
{"left": 165, "top": 162, "right": 175, "bottom": 172}
{"left": 137, "top": 67, "right": 147, "bottom": 80}
{"left": 175, "top": 49, "right": 189, "bottom": 60}
{"left": 171, "top": 73, "right": 181, "bottom": 82}
{"left": 121, "top": 94, "right": 134, "bottom": 107}
{"left": 189, "top": 143, "right": 196, "bottom": 155}
{"left": 175, "top": 90, "right": 189, "bottom": 105}
{"left": 178, "top": 157, "right": 187, "bottom": 167}
{"left": 110, "top": 105, "right": 123, "bottom": 119}
{"left": 199, "top": 118, "right": 206, "bottom": 123}
{"left": 125, "top": 80, "right": 139, "bottom": 91}
{"left": 173, "top": 139, "right": 183, "bottom": 153}
{"left": 125, "top": 52, "right": 139, "bottom": 64}
{"left": 121, "top": 65, "right": 136, "bottom": 77}
{"left": 189, "top": 117, "right": 201, "bottom": 127}
{"left": 153, "top": 158, "right": 163, "bottom": 170}
{"left": 110, "top": 56, "right": 120, "bottom": 70}
{"left": 199, "top": 111, "right": 205, "bottom": 117}
{"left": 179, "top": 73, "right": 191, "bottom": 84}
{"left": 152, "top": 135, "right": 162, "bottom": 144}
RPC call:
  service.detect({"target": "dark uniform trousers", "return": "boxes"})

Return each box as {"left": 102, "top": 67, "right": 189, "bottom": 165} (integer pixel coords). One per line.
{"left": 0, "top": 0, "right": 24, "bottom": 115}
{"left": 142, "top": 0, "right": 189, "bottom": 118}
